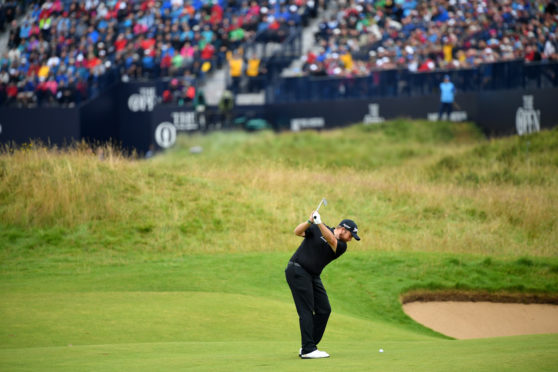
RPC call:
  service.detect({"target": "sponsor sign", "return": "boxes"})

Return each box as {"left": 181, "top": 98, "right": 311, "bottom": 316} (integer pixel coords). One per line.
{"left": 171, "top": 111, "right": 199, "bottom": 131}
{"left": 363, "top": 104, "right": 384, "bottom": 124}
{"left": 154, "top": 122, "right": 176, "bottom": 148}
{"left": 128, "top": 87, "right": 156, "bottom": 112}
{"left": 516, "top": 95, "right": 540, "bottom": 135}
{"left": 290, "top": 117, "right": 325, "bottom": 131}
{"left": 427, "top": 111, "right": 468, "bottom": 122}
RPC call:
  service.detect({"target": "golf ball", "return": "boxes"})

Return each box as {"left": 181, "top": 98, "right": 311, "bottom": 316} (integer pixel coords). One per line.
{"left": 379, "top": 348, "right": 384, "bottom": 353}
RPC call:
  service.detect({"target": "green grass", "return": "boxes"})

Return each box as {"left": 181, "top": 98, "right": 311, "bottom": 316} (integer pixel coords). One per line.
{"left": 1, "top": 121, "right": 557, "bottom": 371}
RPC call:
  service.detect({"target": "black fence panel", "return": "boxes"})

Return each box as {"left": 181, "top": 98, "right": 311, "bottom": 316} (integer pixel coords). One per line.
{"left": 265, "top": 87, "right": 558, "bottom": 137}
{"left": 80, "top": 83, "right": 119, "bottom": 144}
{"left": 0, "top": 107, "right": 80, "bottom": 146}
{"left": 117, "top": 82, "right": 158, "bottom": 154}
{"left": 268, "top": 61, "right": 558, "bottom": 103}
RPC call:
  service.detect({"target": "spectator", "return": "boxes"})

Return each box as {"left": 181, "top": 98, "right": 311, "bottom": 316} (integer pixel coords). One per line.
{"left": 438, "top": 74, "right": 455, "bottom": 121}
{"left": 194, "top": 89, "right": 207, "bottom": 130}
{"left": 2, "top": 0, "right": 321, "bottom": 107}
{"left": 298, "top": 0, "right": 558, "bottom": 77}
{"left": 246, "top": 53, "right": 265, "bottom": 91}
{"left": 227, "top": 49, "right": 244, "bottom": 93}
{"left": 218, "top": 89, "right": 235, "bottom": 127}
{"left": 6, "top": 81, "right": 18, "bottom": 106}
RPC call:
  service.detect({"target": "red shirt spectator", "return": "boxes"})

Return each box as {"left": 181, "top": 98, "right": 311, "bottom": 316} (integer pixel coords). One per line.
{"left": 36, "top": 80, "right": 47, "bottom": 94}
{"left": 114, "top": 35, "right": 127, "bottom": 52}
{"left": 524, "top": 45, "right": 536, "bottom": 62}
{"left": 6, "top": 83, "right": 18, "bottom": 98}
{"left": 418, "top": 58, "right": 436, "bottom": 71}
{"left": 87, "top": 55, "right": 102, "bottom": 69}
{"left": 162, "top": 89, "right": 173, "bottom": 103}
{"left": 141, "top": 0, "right": 156, "bottom": 12}
{"left": 140, "top": 38, "right": 156, "bottom": 51}
{"left": 27, "top": 63, "right": 40, "bottom": 77}
{"left": 210, "top": 4, "right": 224, "bottom": 24}
{"left": 269, "top": 19, "right": 280, "bottom": 30}
{"left": 161, "top": 54, "right": 172, "bottom": 68}
{"left": 307, "top": 51, "right": 317, "bottom": 64}
{"left": 184, "top": 4, "right": 195, "bottom": 17}
{"left": 201, "top": 43, "right": 215, "bottom": 60}
{"left": 186, "top": 86, "right": 196, "bottom": 100}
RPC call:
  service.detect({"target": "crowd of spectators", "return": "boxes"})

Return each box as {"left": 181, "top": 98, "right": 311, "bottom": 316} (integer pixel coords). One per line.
{"left": 3, "top": 0, "right": 557, "bottom": 107}
{"left": 300, "top": 0, "right": 558, "bottom": 77}
{"left": 0, "top": 0, "right": 322, "bottom": 107}
{"left": 157, "top": 0, "right": 323, "bottom": 102}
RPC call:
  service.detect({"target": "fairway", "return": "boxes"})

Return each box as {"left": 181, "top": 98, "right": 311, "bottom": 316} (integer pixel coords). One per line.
{"left": 1, "top": 122, "right": 558, "bottom": 371}
{"left": 1, "top": 252, "right": 558, "bottom": 371}
{"left": 1, "top": 255, "right": 558, "bottom": 372}
{"left": 2, "top": 336, "right": 558, "bottom": 372}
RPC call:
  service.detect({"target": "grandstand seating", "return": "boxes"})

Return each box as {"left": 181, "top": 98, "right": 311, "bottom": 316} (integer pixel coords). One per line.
{"left": 299, "top": 0, "right": 558, "bottom": 77}
{"left": 0, "top": 0, "right": 557, "bottom": 107}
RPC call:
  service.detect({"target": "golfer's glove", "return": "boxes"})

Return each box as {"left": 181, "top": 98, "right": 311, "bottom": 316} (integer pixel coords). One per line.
{"left": 312, "top": 211, "right": 322, "bottom": 225}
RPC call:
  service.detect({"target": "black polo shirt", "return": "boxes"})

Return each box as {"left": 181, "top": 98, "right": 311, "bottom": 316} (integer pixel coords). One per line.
{"left": 290, "top": 224, "right": 347, "bottom": 275}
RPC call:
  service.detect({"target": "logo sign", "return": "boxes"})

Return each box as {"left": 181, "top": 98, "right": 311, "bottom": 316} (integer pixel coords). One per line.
{"left": 155, "top": 122, "right": 176, "bottom": 148}
{"left": 171, "top": 111, "right": 198, "bottom": 131}
{"left": 363, "top": 103, "right": 384, "bottom": 124}
{"left": 427, "top": 111, "right": 467, "bottom": 122}
{"left": 516, "top": 95, "right": 540, "bottom": 135}
{"left": 290, "top": 117, "right": 325, "bottom": 131}
{"left": 128, "top": 87, "right": 156, "bottom": 112}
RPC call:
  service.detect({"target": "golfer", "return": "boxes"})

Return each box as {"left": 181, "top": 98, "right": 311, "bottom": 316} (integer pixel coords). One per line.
{"left": 285, "top": 209, "right": 360, "bottom": 359}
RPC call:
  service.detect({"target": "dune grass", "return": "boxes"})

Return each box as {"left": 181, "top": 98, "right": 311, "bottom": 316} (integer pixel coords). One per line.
{"left": 1, "top": 120, "right": 557, "bottom": 371}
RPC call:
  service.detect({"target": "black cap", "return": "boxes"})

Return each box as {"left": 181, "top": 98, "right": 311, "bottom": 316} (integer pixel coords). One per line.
{"left": 339, "top": 219, "right": 360, "bottom": 241}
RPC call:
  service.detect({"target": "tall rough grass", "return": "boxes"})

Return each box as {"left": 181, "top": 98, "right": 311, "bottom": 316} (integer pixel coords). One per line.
{"left": 0, "top": 122, "right": 556, "bottom": 257}
{"left": 0, "top": 143, "right": 138, "bottom": 227}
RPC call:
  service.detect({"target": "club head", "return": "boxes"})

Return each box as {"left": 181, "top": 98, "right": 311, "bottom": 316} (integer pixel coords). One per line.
{"left": 316, "top": 198, "right": 328, "bottom": 212}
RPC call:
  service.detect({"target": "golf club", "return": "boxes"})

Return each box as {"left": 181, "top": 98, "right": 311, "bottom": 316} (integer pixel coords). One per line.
{"left": 316, "top": 198, "right": 328, "bottom": 212}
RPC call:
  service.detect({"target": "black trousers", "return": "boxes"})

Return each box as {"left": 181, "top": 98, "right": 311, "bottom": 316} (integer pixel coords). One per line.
{"left": 285, "top": 262, "right": 331, "bottom": 354}
{"left": 438, "top": 102, "right": 453, "bottom": 120}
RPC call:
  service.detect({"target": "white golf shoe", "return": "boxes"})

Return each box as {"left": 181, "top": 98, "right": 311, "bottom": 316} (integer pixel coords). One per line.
{"left": 300, "top": 349, "right": 330, "bottom": 359}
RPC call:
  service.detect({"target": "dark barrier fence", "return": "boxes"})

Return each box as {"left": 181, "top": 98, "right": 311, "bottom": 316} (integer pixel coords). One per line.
{"left": 0, "top": 107, "right": 80, "bottom": 146}
{"left": 1, "top": 81, "right": 556, "bottom": 153}
{"left": 265, "top": 87, "right": 557, "bottom": 137}
{"left": 80, "top": 82, "right": 119, "bottom": 143}
{"left": 267, "top": 61, "right": 558, "bottom": 103}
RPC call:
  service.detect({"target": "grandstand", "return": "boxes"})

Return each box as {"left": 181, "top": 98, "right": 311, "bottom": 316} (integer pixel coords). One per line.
{"left": 0, "top": 0, "right": 557, "bottom": 152}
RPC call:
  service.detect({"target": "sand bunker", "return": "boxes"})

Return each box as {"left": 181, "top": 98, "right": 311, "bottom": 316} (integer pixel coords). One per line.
{"left": 403, "top": 301, "right": 558, "bottom": 339}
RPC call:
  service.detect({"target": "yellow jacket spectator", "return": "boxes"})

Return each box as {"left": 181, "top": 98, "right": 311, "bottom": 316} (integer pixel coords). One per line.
{"left": 227, "top": 51, "right": 243, "bottom": 77}
{"left": 443, "top": 44, "right": 453, "bottom": 63}
{"left": 246, "top": 58, "right": 260, "bottom": 77}
{"left": 38, "top": 65, "right": 50, "bottom": 81}
{"left": 340, "top": 52, "right": 353, "bottom": 71}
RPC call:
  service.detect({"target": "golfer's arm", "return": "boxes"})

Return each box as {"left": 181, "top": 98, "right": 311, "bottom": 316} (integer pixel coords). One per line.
{"left": 317, "top": 223, "right": 338, "bottom": 253}
{"left": 294, "top": 221, "right": 311, "bottom": 237}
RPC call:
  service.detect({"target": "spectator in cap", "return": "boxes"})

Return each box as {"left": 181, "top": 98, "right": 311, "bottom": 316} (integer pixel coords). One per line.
{"left": 438, "top": 74, "right": 455, "bottom": 121}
